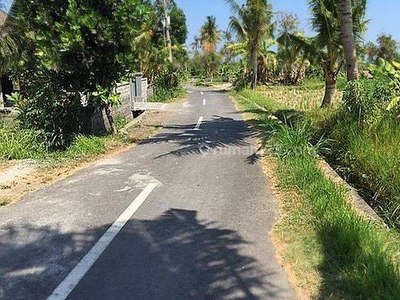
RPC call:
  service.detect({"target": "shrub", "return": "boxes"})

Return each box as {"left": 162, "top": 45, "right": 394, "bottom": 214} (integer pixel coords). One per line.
{"left": 12, "top": 75, "right": 85, "bottom": 150}
{"left": 153, "top": 64, "right": 184, "bottom": 102}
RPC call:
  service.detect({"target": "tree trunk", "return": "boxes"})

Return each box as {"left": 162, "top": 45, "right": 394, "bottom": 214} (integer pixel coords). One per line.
{"left": 294, "top": 60, "right": 306, "bottom": 85}
{"left": 0, "top": 81, "right": 4, "bottom": 109}
{"left": 250, "top": 47, "right": 258, "bottom": 90}
{"left": 104, "top": 105, "right": 117, "bottom": 134}
{"left": 321, "top": 72, "right": 337, "bottom": 107}
{"left": 339, "top": 0, "right": 359, "bottom": 81}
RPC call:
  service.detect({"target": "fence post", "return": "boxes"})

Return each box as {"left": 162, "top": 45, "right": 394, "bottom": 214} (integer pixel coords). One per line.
{"left": 135, "top": 73, "right": 143, "bottom": 101}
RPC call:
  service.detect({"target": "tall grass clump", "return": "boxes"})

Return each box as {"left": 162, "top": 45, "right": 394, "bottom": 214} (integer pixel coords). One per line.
{"left": 271, "top": 121, "right": 325, "bottom": 159}
{"left": 0, "top": 121, "right": 47, "bottom": 160}
{"left": 345, "top": 119, "right": 400, "bottom": 228}
{"left": 325, "top": 78, "right": 400, "bottom": 229}
{"left": 61, "top": 135, "right": 110, "bottom": 159}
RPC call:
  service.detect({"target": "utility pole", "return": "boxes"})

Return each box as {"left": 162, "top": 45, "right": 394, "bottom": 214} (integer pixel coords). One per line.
{"left": 162, "top": 0, "right": 173, "bottom": 63}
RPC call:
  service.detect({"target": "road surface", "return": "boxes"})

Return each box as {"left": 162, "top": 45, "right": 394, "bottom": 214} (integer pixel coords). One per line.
{"left": 0, "top": 87, "right": 295, "bottom": 299}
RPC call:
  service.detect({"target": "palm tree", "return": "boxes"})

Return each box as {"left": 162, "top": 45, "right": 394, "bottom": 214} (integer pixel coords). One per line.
{"left": 282, "top": 0, "right": 367, "bottom": 107}
{"left": 0, "top": 6, "right": 18, "bottom": 109}
{"left": 225, "top": 0, "right": 274, "bottom": 89}
{"left": 200, "top": 16, "right": 221, "bottom": 54}
{"left": 339, "top": 0, "right": 359, "bottom": 81}
{"left": 199, "top": 16, "right": 221, "bottom": 80}
{"left": 191, "top": 35, "right": 201, "bottom": 52}
{"left": 276, "top": 13, "right": 307, "bottom": 84}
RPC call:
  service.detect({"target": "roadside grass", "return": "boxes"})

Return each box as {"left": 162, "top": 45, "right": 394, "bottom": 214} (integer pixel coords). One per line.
{"left": 232, "top": 89, "right": 400, "bottom": 299}
{"left": 0, "top": 118, "right": 130, "bottom": 166}
{"left": 39, "top": 134, "right": 132, "bottom": 171}
{"left": 115, "top": 116, "right": 131, "bottom": 131}
{"left": 240, "top": 86, "right": 400, "bottom": 230}
{"left": 0, "top": 120, "right": 47, "bottom": 160}
{"left": 341, "top": 119, "right": 400, "bottom": 228}
{"left": 0, "top": 197, "right": 12, "bottom": 207}
{"left": 52, "top": 135, "right": 118, "bottom": 160}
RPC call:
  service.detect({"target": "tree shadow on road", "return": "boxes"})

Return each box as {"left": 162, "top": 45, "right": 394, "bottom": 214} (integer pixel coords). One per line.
{"left": 138, "top": 115, "right": 259, "bottom": 162}
{"left": 0, "top": 209, "right": 291, "bottom": 299}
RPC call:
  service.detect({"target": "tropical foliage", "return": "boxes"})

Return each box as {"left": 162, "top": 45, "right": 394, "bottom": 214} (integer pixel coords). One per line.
{"left": 364, "top": 34, "right": 400, "bottom": 63}
{"left": 0, "top": 0, "right": 187, "bottom": 148}
{"left": 226, "top": 0, "right": 274, "bottom": 89}
{"left": 277, "top": 0, "right": 367, "bottom": 107}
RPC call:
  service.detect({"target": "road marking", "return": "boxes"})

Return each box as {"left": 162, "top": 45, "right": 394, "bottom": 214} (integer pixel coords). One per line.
{"left": 200, "top": 91, "right": 204, "bottom": 95}
{"left": 47, "top": 182, "right": 159, "bottom": 300}
{"left": 203, "top": 99, "right": 206, "bottom": 105}
{"left": 194, "top": 116, "right": 204, "bottom": 131}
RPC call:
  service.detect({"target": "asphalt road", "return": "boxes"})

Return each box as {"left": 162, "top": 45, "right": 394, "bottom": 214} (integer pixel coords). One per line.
{"left": 0, "top": 87, "right": 296, "bottom": 300}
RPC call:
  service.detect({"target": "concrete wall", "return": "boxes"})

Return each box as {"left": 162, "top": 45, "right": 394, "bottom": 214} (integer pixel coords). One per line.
{"left": 89, "top": 82, "right": 133, "bottom": 134}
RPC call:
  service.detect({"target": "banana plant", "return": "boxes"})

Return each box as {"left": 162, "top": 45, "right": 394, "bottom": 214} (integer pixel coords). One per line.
{"left": 369, "top": 58, "right": 400, "bottom": 111}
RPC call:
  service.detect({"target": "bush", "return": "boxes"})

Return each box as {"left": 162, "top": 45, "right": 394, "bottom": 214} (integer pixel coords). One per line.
{"left": 153, "top": 64, "right": 184, "bottom": 102}
{"left": 12, "top": 73, "right": 86, "bottom": 150}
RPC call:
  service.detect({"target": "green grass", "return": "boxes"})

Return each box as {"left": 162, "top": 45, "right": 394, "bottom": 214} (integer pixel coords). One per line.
{"left": 0, "top": 119, "right": 128, "bottom": 165}
{"left": 344, "top": 120, "right": 400, "bottom": 228}
{"left": 0, "top": 120, "right": 47, "bottom": 160}
{"left": 61, "top": 135, "right": 111, "bottom": 158}
{"left": 279, "top": 155, "right": 400, "bottom": 299}
{"left": 233, "top": 89, "right": 400, "bottom": 299}
{"left": 115, "top": 116, "right": 130, "bottom": 131}
{"left": 0, "top": 197, "right": 11, "bottom": 207}
{"left": 237, "top": 85, "right": 400, "bottom": 230}
{"left": 46, "top": 134, "right": 129, "bottom": 166}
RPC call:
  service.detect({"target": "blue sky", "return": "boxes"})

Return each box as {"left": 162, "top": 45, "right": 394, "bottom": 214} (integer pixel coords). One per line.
{"left": 2, "top": 0, "right": 398, "bottom": 48}
{"left": 175, "top": 0, "right": 400, "bottom": 48}
{"left": 0, "top": 0, "right": 12, "bottom": 12}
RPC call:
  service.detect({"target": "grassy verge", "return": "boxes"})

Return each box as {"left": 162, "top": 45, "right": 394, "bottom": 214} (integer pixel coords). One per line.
{"left": 232, "top": 89, "right": 400, "bottom": 299}
{"left": 0, "top": 198, "right": 11, "bottom": 207}
{"left": 47, "top": 134, "right": 128, "bottom": 164}
{"left": 0, "top": 120, "right": 47, "bottom": 160}
{"left": 239, "top": 85, "right": 400, "bottom": 230}
{"left": 0, "top": 118, "right": 131, "bottom": 162}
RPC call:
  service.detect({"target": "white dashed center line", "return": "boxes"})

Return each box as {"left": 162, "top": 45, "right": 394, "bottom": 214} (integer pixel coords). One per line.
{"left": 194, "top": 116, "right": 204, "bottom": 131}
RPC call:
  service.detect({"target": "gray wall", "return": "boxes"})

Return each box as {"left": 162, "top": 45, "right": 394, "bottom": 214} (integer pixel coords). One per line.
{"left": 89, "top": 82, "right": 133, "bottom": 134}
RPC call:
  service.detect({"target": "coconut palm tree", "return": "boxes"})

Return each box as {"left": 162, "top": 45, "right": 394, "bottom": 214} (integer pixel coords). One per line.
{"left": 280, "top": 0, "right": 367, "bottom": 107}
{"left": 191, "top": 35, "right": 201, "bottom": 53}
{"left": 276, "top": 13, "right": 307, "bottom": 84}
{"left": 225, "top": 0, "right": 274, "bottom": 89}
{"left": 310, "top": 0, "right": 366, "bottom": 106}
{"left": 0, "top": 5, "right": 18, "bottom": 109}
{"left": 198, "top": 16, "right": 221, "bottom": 80}
{"left": 339, "top": 0, "right": 359, "bottom": 81}
{"left": 200, "top": 16, "right": 221, "bottom": 54}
